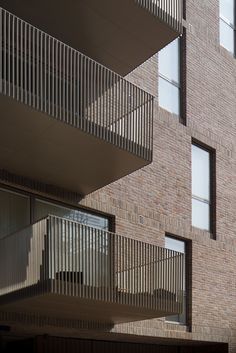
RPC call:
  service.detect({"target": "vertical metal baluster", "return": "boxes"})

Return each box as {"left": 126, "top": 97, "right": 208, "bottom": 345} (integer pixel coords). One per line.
{"left": 40, "top": 31, "right": 43, "bottom": 111}
{"left": 55, "top": 40, "right": 58, "bottom": 118}
{"left": 79, "top": 54, "right": 83, "bottom": 128}
{"left": 70, "top": 48, "right": 73, "bottom": 124}
{"left": 0, "top": 9, "right": 2, "bottom": 94}
{"left": 28, "top": 22, "right": 31, "bottom": 106}
{"left": 44, "top": 33, "right": 47, "bottom": 112}
{"left": 36, "top": 28, "right": 39, "bottom": 109}
{"left": 93, "top": 62, "right": 97, "bottom": 138}
{"left": 59, "top": 42, "right": 62, "bottom": 120}
{"left": 15, "top": 16, "right": 19, "bottom": 101}
{"left": 73, "top": 50, "right": 76, "bottom": 126}
{"left": 8, "top": 13, "right": 11, "bottom": 97}
{"left": 51, "top": 37, "right": 54, "bottom": 117}
{"left": 3, "top": 10, "right": 6, "bottom": 95}
{"left": 12, "top": 14, "right": 15, "bottom": 99}
{"left": 90, "top": 59, "right": 94, "bottom": 135}
{"left": 53, "top": 216, "right": 56, "bottom": 294}
{"left": 48, "top": 36, "right": 51, "bottom": 116}
{"left": 63, "top": 43, "right": 65, "bottom": 121}
{"left": 98, "top": 65, "right": 102, "bottom": 137}
{"left": 32, "top": 27, "right": 35, "bottom": 108}
{"left": 137, "top": 86, "right": 145, "bottom": 158}
{"left": 66, "top": 45, "right": 69, "bottom": 123}
{"left": 88, "top": 226, "right": 91, "bottom": 299}
{"left": 78, "top": 223, "right": 81, "bottom": 298}
{"left": 24, "top": 21, "right": 28, "bottom": 103}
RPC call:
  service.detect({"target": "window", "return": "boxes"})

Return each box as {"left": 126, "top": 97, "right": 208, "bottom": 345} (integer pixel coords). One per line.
{"left": 191, "top": 144, "right": 214, "bottom": 231}
{"left": 0, "top": 188, "right": 30, "bottom": 239}
{"left": 34, "top": 199, "right": 109, "bottom": 231}
{"left": 165, "top": 236, "right": 186, "bottom": 324}
{"left": 158, "top": 38, "right": 181, "bottom": 115}
{"left": 0, "top": 186, "right": 110, "bottom": 238}
{"left": 220, "top": 0, "right": 235, "bottom": 54}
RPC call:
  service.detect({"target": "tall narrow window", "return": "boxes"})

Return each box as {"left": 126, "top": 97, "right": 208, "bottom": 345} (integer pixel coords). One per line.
{"left": 158, "top": 38, "right": 180, "bottom": 116}
{"left": 192, "top": 144, "right": 213, "bottom": 231}
{"left": 165, "top": 236, "right": 186, "bottom": 324}
{"left": 220, "top": 0, "right": 235, "bottom": 54}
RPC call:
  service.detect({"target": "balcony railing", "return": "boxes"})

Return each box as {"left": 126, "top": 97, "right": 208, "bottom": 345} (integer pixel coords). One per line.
{"left": 136, "top": 0, "right": 183, "bottom": 33}
{"left": 0, "top": 215, "right": 184, "bottom": 324}
{"left": 0, "top": 7, "right": 153, "bottom": 162}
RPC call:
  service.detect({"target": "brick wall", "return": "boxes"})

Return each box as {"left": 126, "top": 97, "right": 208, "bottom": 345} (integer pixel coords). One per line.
{"left": 79, "top": 0, "right": 236, "bottom": 351}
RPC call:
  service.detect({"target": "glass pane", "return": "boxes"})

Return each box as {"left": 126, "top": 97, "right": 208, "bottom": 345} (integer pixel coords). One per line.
{"left": 220, "top": 19, "right": 234, "bottom": 53}
{"left": 35, "top": 199, "right": 109, "bottom": 231}
{"left": 220, "top": 0, "right": 234, "bottom": 24}
{"left": 159, "top": 77, "right": 180, "bottom": 115}
{"left": 192, "top": 144, "right": 210, "bottom": 200}
{"left": 0, "top": 188, "right": 30, "bottom": 238}
{"left": 165, "top": 237, "right": 185, "bottom": 253}
{"left": 159, "top": 38, "right": 180, "bottom": 83}
{"left": 192, "top": 198, "right": 210, "bottom": 231}
{"left": 166, "top": 292, "right": 186, "bottom": 324}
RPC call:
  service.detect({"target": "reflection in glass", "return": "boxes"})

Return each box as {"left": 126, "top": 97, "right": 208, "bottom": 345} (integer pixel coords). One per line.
{"left": 220, "top": 19, "right": 234, "bottom": 53}
{"left": 35, "top": 199, "right": 109, "bottom": 230}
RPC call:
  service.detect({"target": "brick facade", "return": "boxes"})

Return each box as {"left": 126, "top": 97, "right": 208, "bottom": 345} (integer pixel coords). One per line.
{"left": 77, "top": 0, "right": 236, "bottom": 351}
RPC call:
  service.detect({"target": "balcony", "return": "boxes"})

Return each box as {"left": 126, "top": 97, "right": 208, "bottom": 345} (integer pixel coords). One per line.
{"left": 0, "top": 0, "right": 183, "bottom": 75}
{"left": 0, "top": 215, "right": 184, "bottom": 324}
{"left": 0, "top": 8, "right": 153, "bottom": 196}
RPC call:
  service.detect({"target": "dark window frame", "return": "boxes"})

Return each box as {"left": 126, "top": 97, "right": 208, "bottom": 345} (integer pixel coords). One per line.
{"left": 0, "top": 182, "right": 114, "bottom": 233}
{"left": 158, "top": 33, "right": 186, "bottom": 125}
{"left": 158, "top": 37, "right": 181, "bottom": 117}
{"left": 165, "top": 234, "right": 192, "bottom": 328}
{"left": 191, "top": 140, "right": 216, "bottom": 238}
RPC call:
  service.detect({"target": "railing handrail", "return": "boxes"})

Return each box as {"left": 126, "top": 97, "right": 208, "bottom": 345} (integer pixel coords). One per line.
{"left": 0, "top": 213, "right": 183, "bottom": 258}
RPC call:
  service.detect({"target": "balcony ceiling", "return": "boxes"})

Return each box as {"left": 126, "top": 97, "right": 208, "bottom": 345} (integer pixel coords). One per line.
{"left": 0, "top": 94, "right": 150, "bottom": 197}
{"left": 0, "top": 0, "right": 181, "bottom": 75}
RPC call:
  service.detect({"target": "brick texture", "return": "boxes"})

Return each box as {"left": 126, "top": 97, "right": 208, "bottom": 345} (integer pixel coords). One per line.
{"left": 78, "top": 0, "right": 236, "bottom": 351}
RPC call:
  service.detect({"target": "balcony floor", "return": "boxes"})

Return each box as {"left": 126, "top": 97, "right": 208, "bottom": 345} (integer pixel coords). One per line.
{"left": 0, "top": 94, "right": 150, "bottom": 197}
{"left": 0, "top": 281, "right": 180, "bottom": 325}
{"left": 0, "top": 0, "right": 181, "bottom": 75}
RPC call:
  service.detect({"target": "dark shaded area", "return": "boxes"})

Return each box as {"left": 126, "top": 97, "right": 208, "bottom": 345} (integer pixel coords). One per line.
{"left": 1, "top": 336, "right": 228, "bottom": 353}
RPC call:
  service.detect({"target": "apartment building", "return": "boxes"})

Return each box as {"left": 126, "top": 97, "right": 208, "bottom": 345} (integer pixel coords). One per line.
{"left": 0, "top": 0, "right": 234, "bottom": 352}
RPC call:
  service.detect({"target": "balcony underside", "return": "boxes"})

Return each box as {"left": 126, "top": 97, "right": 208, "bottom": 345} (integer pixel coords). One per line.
{"left": 0, "top": 94, "right": 149, "bottom": 196}
{"left": 0, "top": 0, "right": 182, "bottom": 75}
{"left": 0, "top": 282, "right": 180, "bottom": 324}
